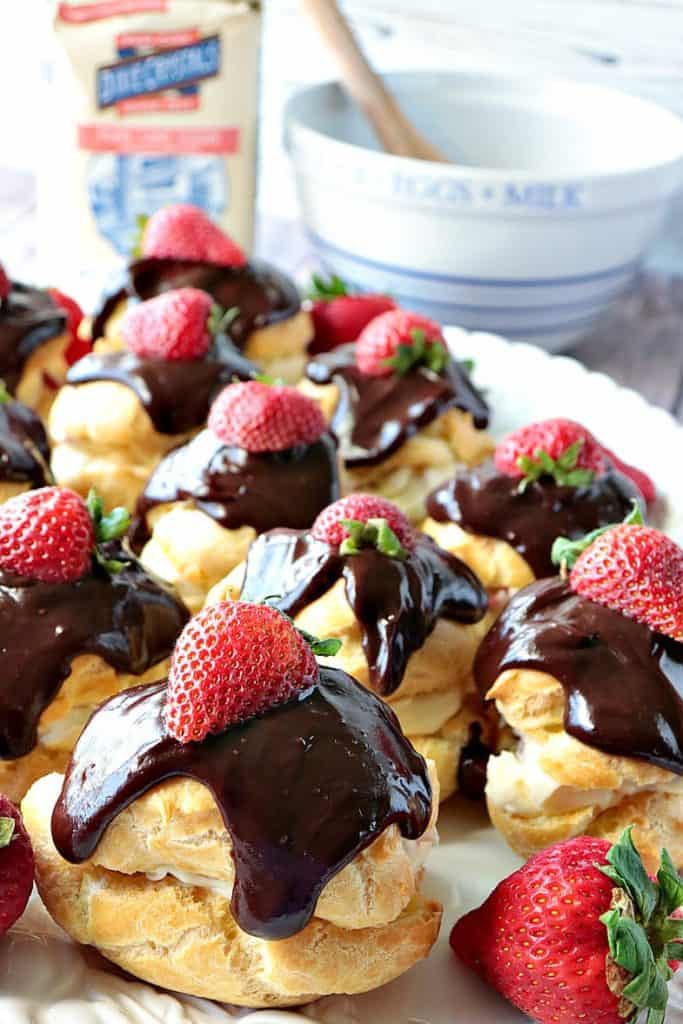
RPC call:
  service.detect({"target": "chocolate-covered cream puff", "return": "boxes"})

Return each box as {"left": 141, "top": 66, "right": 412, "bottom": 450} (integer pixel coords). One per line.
{"left": 89, "top": 204, "right": 313, "bottom": 384}
{"left": 0, "top": 385, "right": 53, "bottom": 502}
{"left": 49, "top": 287, "right": 259, "bottom": 511}
{"left": 0, "top": 485, "right": 187, "bottom": 802}
{"left": 424, "top": 418, "right": 650, "bottom": 592}
{"left": 474, "top": 520, "right": 683, "bottom": 871}
{"left": 24, "top": 602, "right": 441, "bottom": 1006}
{"left": 209, "top": 494, "right": 495, "bottom": 802}
{"left": 0, "top": 264, "right": 84, "bottom": 419}
{"left": 300, "top": 311, "right": 493, "bottom": 522}
{"left": 131, "top": 381, "right": 342, "bottom": 612}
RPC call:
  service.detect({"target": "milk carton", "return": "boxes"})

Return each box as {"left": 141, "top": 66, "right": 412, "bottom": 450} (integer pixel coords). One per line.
{"left": 42, "top": 1, "right": 260, "bottom": 276}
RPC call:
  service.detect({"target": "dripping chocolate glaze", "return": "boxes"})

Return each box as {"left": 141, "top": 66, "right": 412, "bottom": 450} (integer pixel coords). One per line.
{"left": 0, "top": 283, "right": 67, "bottom": 392}
{"left": 306, "top": 346, "right": 489, "bottom": 468}
{"left": 0, "top": 399, "right": 52, "bottom": 488}
{"left": 0, "top": 545, "right": 188, "bottom": 760}
{"left": 427, "top": 460, "right": 644, "bottom": 578}
{"left": 129, "top": 430, "right": 340, "bottom": 551}
{"left": 67, "top": 335, "right": 258, "bottom": 436}
{"left": 474, "top": 578, "right": 683, "bottom": 775}
{"left": 51, "top": 668, "right": 433, "bottom": 940}
{"left": 91, "top": 258, "right": 302, "bottom": 349}
{"left": 457, "top": 723, "right": 492, "bottom": 802}
{"left": 238, "top": 529, "right": 487, "bottom": 696}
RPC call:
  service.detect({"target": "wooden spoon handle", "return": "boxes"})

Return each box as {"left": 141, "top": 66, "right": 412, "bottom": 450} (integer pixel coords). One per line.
{"left": 299, "top": 0, "right": 447, "bottom": 163}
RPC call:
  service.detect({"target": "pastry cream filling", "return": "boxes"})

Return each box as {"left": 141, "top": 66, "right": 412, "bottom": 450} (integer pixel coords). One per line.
{"left": 487, "top": 739, "right": 683, "bottom": 818}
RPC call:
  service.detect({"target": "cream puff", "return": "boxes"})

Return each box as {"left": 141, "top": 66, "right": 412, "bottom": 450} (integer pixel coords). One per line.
{"left": 0, "top": 485, "right": 187, "bottom": 803}
{"left": 423, "top": 417, "right": 650, "bottom": 592}
{"left": 0, "top": 386, "right": 53, "bottom": 502}
{"left": 0, "top": 265, "right": 84, "bottom": 419}
{"left": 209, "top": 494, "right": 495, "bottom": 802}
{"left": 24, "top": 600, "right": 441, "bottom": 1006}
{"left": 300, "top": 310, "right": 493, "bottom": 521}
{"left": 49, "top": 287, "right": 260, "bottom": 512}
{"left": 130, "top": 380, "right": 341, "bottom": 612}
{"left": 90, "top": 204, "right": 312, "bottom": 383}
{"left": 474, "top": 519, "right": 683, "bottom": 872}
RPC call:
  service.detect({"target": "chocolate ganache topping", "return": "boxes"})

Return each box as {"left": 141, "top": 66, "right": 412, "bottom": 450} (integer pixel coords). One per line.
{"left": 51, "top": 667, "right": 433, "bottom": 940}
{"left": 0, "top": 546, "right": 188, "bottom": 760}
{"left": 67, "top": 334, "right": 258, "bottom": 436}
{"left": 237, "top": 528, "right": 487, "bottom": 695}
{"left": 306, "top": 345, "right": 489, "bottom": 468}
{"left": 0, "top": 283, "right": 67, "bottom": 392}
{"left": 474, "top": 578, "right": 683, "bottom": 775}
{"left": 91, "top": 258, "right": 302, "bottom": 349}
{"left": 0, "top": 398, "right": 52, "bottom": 488}
{"left": 427, "top": 460, "right": 643, "bottom": 578}
{"left": 129, "top": 429, "right": 340, "bottom": 551}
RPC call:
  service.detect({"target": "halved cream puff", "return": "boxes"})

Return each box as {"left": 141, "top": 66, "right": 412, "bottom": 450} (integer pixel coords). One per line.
{"left": 300, "top": 310, "right": 493, "bottom": 521}
{"left": 131, "top": 380, "right": 342, "bottom": 612}
{"left": 474, "top": 520, "right": 683, "bottom": 872}
{"left": 209, "top": 494, "right": 495, "bottom": 802}
{"left": 24, "top": 601, "right": 441, "bottom": 1006}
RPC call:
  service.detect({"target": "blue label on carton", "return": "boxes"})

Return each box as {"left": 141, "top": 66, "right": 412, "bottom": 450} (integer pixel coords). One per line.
{"left": 97, "top": 35, "right": 220, "bottom": 108}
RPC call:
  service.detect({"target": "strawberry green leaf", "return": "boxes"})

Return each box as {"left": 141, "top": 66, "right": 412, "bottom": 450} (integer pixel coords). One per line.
{"left": 339, "top": 517, "right": 407, "bottom": 560}
{"left": 262, "top": 599, "right": 343, "bottom": 659}
{"left": 551, "top": 500, "right": 644, "bottom": 572}
{"left": 87, "top": 488, "right": 131, "bottom": 544}
{"left": 0, "top": 816, "right": 15, "bottom": 848}
{"left": 0, "top": 380, "right": 11, "bottom": 405}
{"left": 307, "top": 273, "right": 349, "bottom": 301}
{"left": 130, "top": 213, "right": 149, "bottom": 259}
{"left": 209, "top": 304, "right": 239, "bottom": 337}
{"left": 460, "top": 357, "right": 476, "bottom": 376}
{"left": 516, "top": 439, "right": 596, "bottom": 494}
{"left": 600, "top": 829, "right": 683, "bottom": 1024}
{"left": 384, "top": 329, "right": 448, "bottom": 377}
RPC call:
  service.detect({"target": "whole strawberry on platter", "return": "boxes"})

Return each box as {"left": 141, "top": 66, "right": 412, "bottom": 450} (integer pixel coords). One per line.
{"left": 48, "top": 284, "right": 261, "bottom": 512}
{"left": 305, "top": 272, "right": 396, "bottom": 354}
{"left": 88, "top": 203, "right": 313, "bottom": 384}
{"left": 300, "top": 308, "right": 493, "bottom": 521}
{"left": 0, "top": 484, "right": 187, "bottom": 804}
{"left": 423, "top": 416, "right": 654, "bottom": 593}
{"left": 0, "top": 260, "right": 86, "bottom": 419}
{"left": 474, "top": 511, "right": 683, "bottom": 871}
{"left": 23, "top": 599, "right": 441, "bottom": 1006}
{"left": 129, "top": 380, "right": 341, "bottom": 612}
{"left": 451, "top": 829, "right": 683, "bottom": 1024}
{"left": 207, "top": 491, "right": 494, "bottom": 803}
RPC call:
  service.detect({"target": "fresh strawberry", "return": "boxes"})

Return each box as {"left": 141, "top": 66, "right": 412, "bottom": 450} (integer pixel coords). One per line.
{"left": 164, "top": 601, "right": 319, "bottom": 742}
{"left": 451, "top": 829, "right": 683, "bottom": 1024}
{"left": 207, "top": 380, "right": 325, "bottom": 453}
{"left": 141, "top": 204, "right": 246, "bottom": 267}
{"left": 121, "top": 287, "right": 213, "bottom": 361}
{"left": 601, "top": 444, "right": 656, "bottom": 504}
{"left": 495, "top": 418, "right": 607, "bottom": 487}
{"left": 568, "top": 523, "right": 683, "bottom": 641}
{"left": 495, "top": 417, "right": 656, "bottom": 501}
{"left": 0, "top": 486, "right": 130, "bottom": 584}
{"left": 0, "top": 796, "right": 34, "bottom": 935}
{"left": 47, "top": 287, "right": 89, "bottom": 365}
{"left": 355, "top": 309, "right": 448, "bottom": 378}
{"left": 0, "top": 486, "right": 94, "bottom": 583}
{"left": 307, "top": 274, "right": 395, "bottom": 354}
{"left": 311, "top": 493, "right": 415, "bottom": 556}
{"left": 0, "top": 263, "right": 10, "bottom": 302}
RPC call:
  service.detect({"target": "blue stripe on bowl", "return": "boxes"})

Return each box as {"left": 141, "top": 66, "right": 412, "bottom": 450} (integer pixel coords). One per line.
{"left": 310, "top": 231, "right": 640, "bottom": 288}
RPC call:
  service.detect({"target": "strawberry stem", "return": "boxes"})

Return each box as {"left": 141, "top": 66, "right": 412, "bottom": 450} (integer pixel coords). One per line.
{"left": 0, "top": 816, "right": 15, "bottom": 848}
{"left": 384, "top": 329, "right": 448, "bottom": 377}
{"left": 340, "top": 517, "right": 407, "bottom": 560}
{"left": 209, "top": 304, "right": 239, "bottom": 338}
{"left": 551, "top": 501, "right": 644, "bottom": 574}
{"left": 261, "top": 597, "right": 342, "bottom": 659}
{"left": 599, "top": 828, "right": 683, "bottom": 1024}
{"left": 86, "top": 489, "right": 132, "bottom": 575}
{"left": 307, "top": 273, "right": 349, "bottom": 301}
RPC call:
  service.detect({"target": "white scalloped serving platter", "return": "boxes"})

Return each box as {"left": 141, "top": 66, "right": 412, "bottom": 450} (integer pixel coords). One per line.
{"left": 0, "top": 330, "right": 681, "bottom": 1024}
